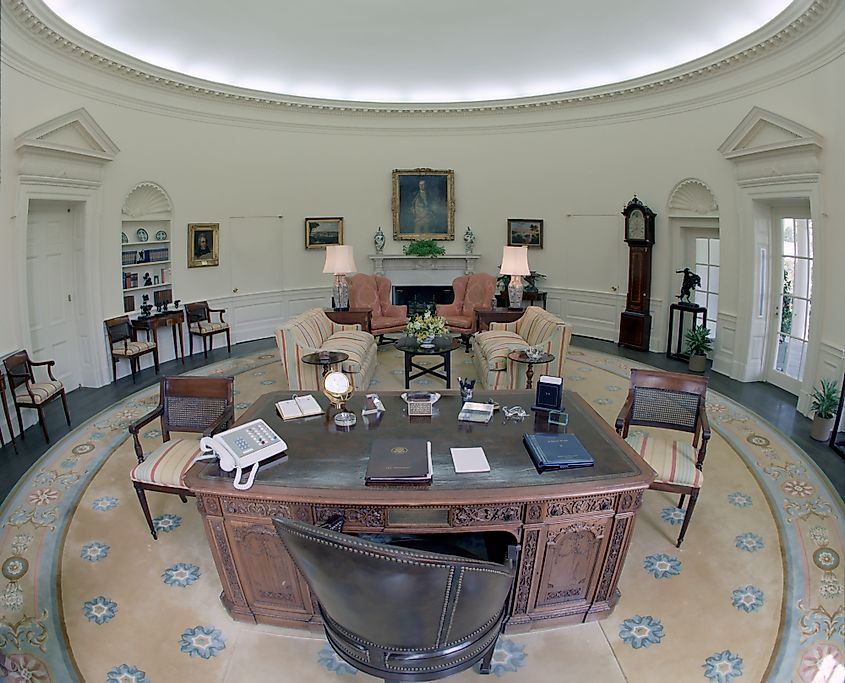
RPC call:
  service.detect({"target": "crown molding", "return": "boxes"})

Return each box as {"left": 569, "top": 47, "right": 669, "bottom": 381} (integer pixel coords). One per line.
{"left": 3, "top": 0, "right": 839, "bottom": 116}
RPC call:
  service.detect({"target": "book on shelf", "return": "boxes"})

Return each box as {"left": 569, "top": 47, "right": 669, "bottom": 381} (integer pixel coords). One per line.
{"left": 365, "top": 438, "right": 432, "bottom": 485}
{"left": 276, "top": 394, "right": 324, "bottom": 420}
{"left": 457, "top": 401, "right": 494, "bottom": 424}
{"left": 522, "top": 433, "right": 595, "bottom": 473}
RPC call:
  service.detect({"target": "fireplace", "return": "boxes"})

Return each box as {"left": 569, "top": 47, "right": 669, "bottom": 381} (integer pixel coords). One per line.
{"left": 393, "top": 285, "right": 454, "bottom": 316}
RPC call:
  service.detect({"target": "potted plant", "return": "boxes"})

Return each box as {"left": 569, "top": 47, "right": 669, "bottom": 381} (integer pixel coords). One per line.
{"left": 809, "top": 378, "right": 841, "bottom": 441}
{"left": 684, "top": 325, "right": 712, "bottom": 372}
{"left": 402, "top": 239, "right": 445, "bottom": 257}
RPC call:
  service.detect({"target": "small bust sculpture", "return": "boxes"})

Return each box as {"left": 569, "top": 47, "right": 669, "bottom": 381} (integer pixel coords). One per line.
{"left": 143, "top": 272, "right": 153, "bottom": 287}
{"left": 463, "top": 226, "right": 475, "bottom": 254}
{"left": 374, "top": 226, "right": 385, "bottom": 254}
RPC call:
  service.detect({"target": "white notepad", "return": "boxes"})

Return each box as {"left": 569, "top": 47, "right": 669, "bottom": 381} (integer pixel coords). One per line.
{"left": 450, "top": 447, "right": 491, "bottom": 473}
{"left": 276, "top": 394, "right": 324, "bottom": 420}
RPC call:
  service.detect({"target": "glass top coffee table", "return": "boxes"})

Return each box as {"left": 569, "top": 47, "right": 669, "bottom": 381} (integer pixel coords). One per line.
{"left": 507, "top": 349, "right": 555, "bottom": 389}
{"left": 394, "top": 337, "right": 461, "bottom": 389}
{"left": 301, "top": 350, "right": 349, "bottom": 377}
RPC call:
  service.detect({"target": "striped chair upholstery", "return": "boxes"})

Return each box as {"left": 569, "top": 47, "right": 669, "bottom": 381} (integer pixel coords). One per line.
{"left": 111, "top": 340, "right": 156, "bottom": 357}
{"left": 276, "top": 308, "right": 377, "bottom": 391}
{"left": 14, "top": 381, "right": 63, "bottom": 405}
{"left": 189, "top": 320, "right": 229, "bottom": 334}
{"left": 3, "top": 350, "right": 71, "bottom": 443}
{"left": 615, "top": 369, "right": 710, "bottom": 548}
{"left": 130, "top": 439, "right": 202, "bottom": 488}
{"left": 184, "top": 301, "right": 232, "bottom": 359}
{"left": 472, "top": 306, "right": 571, "bottom": 389}
{"left": 105, "top": 315, "right": 159, "bottom": 383}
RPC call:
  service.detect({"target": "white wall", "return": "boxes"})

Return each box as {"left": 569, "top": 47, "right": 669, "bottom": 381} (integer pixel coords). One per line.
{"left": 1, "top": 2, "right": 843, "bottom": 400}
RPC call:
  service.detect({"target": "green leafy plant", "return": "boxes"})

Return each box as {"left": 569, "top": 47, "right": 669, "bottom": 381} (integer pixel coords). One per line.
{"left": 402, "top": 239, "right": 445, "bottom": 257}
{"left": 810, "top": 378, "right": 840, "bottom": 419}
{"left": 684, "top": 325, "right": 713, "bottom": 357}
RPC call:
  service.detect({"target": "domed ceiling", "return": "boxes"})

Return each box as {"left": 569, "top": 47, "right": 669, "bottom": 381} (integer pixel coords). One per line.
{"left": 39, "top": 0, "right": 795, "bottom": 104}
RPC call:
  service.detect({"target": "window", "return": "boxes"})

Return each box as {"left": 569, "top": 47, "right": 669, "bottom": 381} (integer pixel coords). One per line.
{"left": 693, "top": 236, "right": 720, "bottom": 338}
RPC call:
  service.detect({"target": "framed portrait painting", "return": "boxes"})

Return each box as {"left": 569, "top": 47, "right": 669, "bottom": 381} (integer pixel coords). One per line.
{"left": 305, "top": 217, "right": 343, "bottom": 249}
{"left": 392, "top": 168, "right": 455, "bottom": 240}
{"left": 507, "top": 219, "right": 544, "bottom": 248}
{"left": 187, "top": 223, "right": 220, "bottom": 267}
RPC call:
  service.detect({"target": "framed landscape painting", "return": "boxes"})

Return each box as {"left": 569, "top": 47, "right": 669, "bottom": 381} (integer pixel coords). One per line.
{"left": 305, "top": 217, "right": 343, "bottom": 249}
{"left": 187, "top": 222, "right": 220, "bottom": 267}
{"left": 392, "top": 168, "right": 455, "bottom": 240}
{"left": 507, "top": 219, "right": 544, "bottom": 248}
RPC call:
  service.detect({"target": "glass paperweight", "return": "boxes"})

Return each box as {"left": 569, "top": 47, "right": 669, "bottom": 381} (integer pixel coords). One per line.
{"left": 548, "top": 409, "right": 569, "bottom": 431}
{"left": 334, "top": 411, "right": 357, "bottom": 428}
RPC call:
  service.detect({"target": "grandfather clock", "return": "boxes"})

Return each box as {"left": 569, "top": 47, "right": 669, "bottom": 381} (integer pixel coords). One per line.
{"left": 618, "top": 196, "right": 656, "bottom": 351}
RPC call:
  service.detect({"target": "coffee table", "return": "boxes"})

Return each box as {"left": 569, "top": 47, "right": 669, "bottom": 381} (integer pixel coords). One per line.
{"left": 508, "top": 349, "right": 555, "bottom": 389}
{"left": 395, "top": 338, "right": 460, "bottom": 389}
{"left": 301, "top": 350, "right": 349, "bottom": 377}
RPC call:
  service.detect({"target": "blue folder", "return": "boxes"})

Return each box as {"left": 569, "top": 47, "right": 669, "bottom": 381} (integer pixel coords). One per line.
{"left": 523, "top": 433, "right": 595, "bottom": 473}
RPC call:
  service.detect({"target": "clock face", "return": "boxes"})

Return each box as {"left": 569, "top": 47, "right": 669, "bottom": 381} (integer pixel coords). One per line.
{"left": 324, "top": 371, "right": 350, "bottom": 395}
{"left": 628, "top": 210, "right": 646, "bottom": 241}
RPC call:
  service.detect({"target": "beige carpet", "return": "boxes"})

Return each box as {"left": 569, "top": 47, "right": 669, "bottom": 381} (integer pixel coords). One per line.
{"left": 1, "top": 344, "right": 842, "bottom": 682}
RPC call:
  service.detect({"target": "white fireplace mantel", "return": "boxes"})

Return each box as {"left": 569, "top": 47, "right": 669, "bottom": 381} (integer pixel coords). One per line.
{"left": 368, "top": 254, "right": 479, "bottom": 286}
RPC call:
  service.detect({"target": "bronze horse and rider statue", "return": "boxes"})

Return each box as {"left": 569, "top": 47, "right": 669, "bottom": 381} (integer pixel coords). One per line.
{"left": 676, "top": 268, "right": 701, "bottom": 305}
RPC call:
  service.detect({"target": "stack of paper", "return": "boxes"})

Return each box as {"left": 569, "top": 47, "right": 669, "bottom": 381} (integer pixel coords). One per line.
{"left": 457, "top": 402, "right": 495, "bottom": 423}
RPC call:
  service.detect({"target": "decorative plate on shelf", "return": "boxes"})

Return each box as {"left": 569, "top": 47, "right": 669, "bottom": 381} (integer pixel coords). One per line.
{"left": 121, "top": 232, "right": 128, "bottom": 244}
{"left": 155, "top": 230, "right": 168, "bottom": 241}
{"left": 136, "top": 228, "right": 149, "bottom": 242}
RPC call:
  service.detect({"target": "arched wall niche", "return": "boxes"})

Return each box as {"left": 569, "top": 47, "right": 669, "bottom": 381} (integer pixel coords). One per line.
{"left": 122, "top": 181, "right": 173, "bottom": 218}
{"left": 667, "top": 179, "right": 719, "bottom": 217}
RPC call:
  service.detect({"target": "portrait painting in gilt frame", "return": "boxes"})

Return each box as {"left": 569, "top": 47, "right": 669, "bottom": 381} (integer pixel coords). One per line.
{"left": 507, "top": 219, "right": 544, "bottom": 248}
{"left": 187, "top": 223, "right": 220, "bottom": 268}
{"left": 392, "top": 168, "right": 455, "bottom": 240}
{"left": 305, "top": 217, "right": 344, "bottom": 249}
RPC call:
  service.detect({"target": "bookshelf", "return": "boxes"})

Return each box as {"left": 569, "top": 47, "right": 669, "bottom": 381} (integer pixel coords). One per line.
{"left": 121, "top": 219, "right": 172, "bottom": 313}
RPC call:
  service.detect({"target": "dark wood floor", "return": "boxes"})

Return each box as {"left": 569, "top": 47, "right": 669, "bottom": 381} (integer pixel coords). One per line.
{"left": 1, "top": 336, "right": 842, "bottom": 504}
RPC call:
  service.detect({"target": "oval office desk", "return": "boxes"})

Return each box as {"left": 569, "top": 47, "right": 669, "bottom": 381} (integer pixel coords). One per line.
{"left": 185, "top": 390, "right": 654, "bottom": 634}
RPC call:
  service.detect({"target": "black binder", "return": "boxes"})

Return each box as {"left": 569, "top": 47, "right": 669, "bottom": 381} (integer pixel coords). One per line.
{"left": 365, "top": 439, "right": 432, "bottom": 484}
{"left": 522, "top": 433, "right": 595, "bottom": 473}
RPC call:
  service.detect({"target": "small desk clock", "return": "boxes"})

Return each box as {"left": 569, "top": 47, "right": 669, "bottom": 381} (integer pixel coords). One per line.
{"left": 323, "top": 371, "right": 356, "bottom": 427}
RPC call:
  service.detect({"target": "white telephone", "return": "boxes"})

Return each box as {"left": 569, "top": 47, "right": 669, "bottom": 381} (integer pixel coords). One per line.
{"left": 199, "top": 419, "right": 288, "bottom": 490}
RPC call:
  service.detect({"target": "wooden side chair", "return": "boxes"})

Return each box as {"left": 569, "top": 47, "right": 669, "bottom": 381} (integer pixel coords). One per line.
{"left": 0, "top": 373, "right": 17, "bottom": 452}
{"left": 185, "top": 301, "right": 231, "bottom": 358}
{"left": 128, "top": 376, "right": 234, "bottom": 539}
{"left": 2, "top": 351, "right": 71, "bottom": 444}
{"left": 615, "top": 368, "right": 710, "bottom": 547}
{"left": 105, "top": 315, "right": 159, "bottom": 383}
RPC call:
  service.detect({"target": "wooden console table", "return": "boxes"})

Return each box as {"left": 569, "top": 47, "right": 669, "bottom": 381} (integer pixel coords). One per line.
{"left": 132, "top": 309, "right": 186, "bottom": 364}
{"left": 475, "top": 307, "right": 524, "bottom": 332}
{"left": 186, "top": 390, "right": 654, "bottom": 633}
{"left": 324, "top": 308, "right": 372, "bottom": 333}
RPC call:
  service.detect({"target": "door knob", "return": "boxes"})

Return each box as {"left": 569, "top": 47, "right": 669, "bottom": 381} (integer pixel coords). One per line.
{"left": 233, "top": 288, "right": 239, "bottom": 293}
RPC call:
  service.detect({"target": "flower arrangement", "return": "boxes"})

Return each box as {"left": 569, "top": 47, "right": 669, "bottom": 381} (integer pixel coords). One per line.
{"left": 406, "top": 310, "right": 448, "bottom": 342}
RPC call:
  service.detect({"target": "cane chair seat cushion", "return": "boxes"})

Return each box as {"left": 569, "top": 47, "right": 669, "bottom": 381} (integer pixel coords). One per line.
{"left": 14, "top": 381, "right": 64, "bottom": 406}
{"left": 130, "top": 438, "right": 202, "bottom": 488}
{"left": 625, "top": 431, "right": 703, "bottom": 488}
{"left": 111, "top": 340, "right": 156, "bottom": 356}
{"left": 189, "top": 321, "right": 229, "bottom": 334}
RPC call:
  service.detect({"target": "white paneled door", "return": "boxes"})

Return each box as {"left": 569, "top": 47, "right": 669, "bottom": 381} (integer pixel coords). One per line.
{"left": 26, "top": 200, "right": 81, "bottom": 390}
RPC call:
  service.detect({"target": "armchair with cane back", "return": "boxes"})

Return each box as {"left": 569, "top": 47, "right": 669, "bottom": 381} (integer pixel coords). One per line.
{"left": 2, "top": 350, "right": 71, "bottom": 444}
{"left": 615, "top": 368, "right": 710, "bottom": 547}
{"left": 273, "top": 515, "right": 518, "bottom": 682}
{"left": 128, "top": 376, "right": 234, "bottom": 539}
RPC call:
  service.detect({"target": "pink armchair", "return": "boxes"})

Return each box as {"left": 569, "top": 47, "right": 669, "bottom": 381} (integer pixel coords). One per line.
{"left": 436, "top": 273, "right": 497, "bottom": 351}
{"left": 348, "top": 274, "right": 408, "bottom": 343}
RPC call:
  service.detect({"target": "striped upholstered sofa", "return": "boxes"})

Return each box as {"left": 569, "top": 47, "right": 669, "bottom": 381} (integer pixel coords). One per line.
{"left": 472, "top": 306, "right": 571, "bottom": 390}
{"left": 276, "top": 308, "right": 377, "bottom": 391}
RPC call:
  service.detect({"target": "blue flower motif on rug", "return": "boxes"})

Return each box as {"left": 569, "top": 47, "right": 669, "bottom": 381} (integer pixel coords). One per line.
{"left": 660, "top": 507, "right": 685, "bottom": 526}
{"left": 568, "top": 375, "right": 585, "bottom": 381}
{"left": 643, "top": 553, "right": 682, "bottom": 579}
{"left": 593, "top": 397, "right": 612, "bottom": 405}
{"left": 260, "top": 379, "right": 276, "bottom": 385}
{"left": 619, "top": 615, "right": 665, "bottom": 649}
{"left": 179, "top": 625, "right": 226, "bottom": 659}
{"left": 703, "top": 650, "right": 744, "bottom": 682}
{"left": 80, "top": 542, "right": 110, "bottom": 562}
{"left": 606, "top": 385, "right": 622, "bottom": 392}
{"left": 142, "top": 429, "right": 161, "bottom": 440}
{"left": 162, "top": 563, "right": 201, "bottom": 587}
{"left": 318, "top": 644, "right": 358, "bottom": 675}
{"left": 236, "top": 402, "right": 251, "bottom": 410}
{"left": 731, "top": 585, "right": 764, "bottom": 613}
{"left": 727, "top": 492, "right": 753, "bottom": 508}
{"left": 735, "top": 532, "right": 764, "bottom": 552}
{"left": 152, "top": 514, "right": 182, "bottom": 534}
{"left": 489, "top": 638, "right": 527, "bottom": 676}
{"left": 253, "top": 370, "right": 266, "bottom": 376}
{"left": 106, "top": 663, "right": 149, "bottom": 683}
{"left": 90, "top": 431, "right": 105, "bottom": 440}
{"left": 414, "top": 379, "right": 433, "bottom": 386}
{"left": 92, "top": 497, "right": 119, "bottom": 512}
{"left": 83, "top": 596, "right": 118, "bottom": 624}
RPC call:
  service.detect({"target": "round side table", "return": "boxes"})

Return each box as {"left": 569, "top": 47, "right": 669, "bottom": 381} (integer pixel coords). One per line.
{"left": 301, "top": 351, "right": 349, "bottom": 377}
{"left": 507, "top": 350, "right": 555, "bottom": 390}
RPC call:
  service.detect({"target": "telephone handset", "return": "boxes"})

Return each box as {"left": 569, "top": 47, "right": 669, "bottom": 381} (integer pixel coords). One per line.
{"left": 199, "top": 419, "right": 287, "bottom": 490}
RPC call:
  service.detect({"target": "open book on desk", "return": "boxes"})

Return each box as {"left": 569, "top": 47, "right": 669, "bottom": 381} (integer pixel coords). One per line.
{"left": 276, "top": 394, "right": 324, "bottom": 420}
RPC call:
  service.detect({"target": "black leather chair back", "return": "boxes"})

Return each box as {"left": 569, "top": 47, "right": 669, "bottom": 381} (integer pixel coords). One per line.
{"left": 273, "top": 516, "right": 517, "bottom": 681}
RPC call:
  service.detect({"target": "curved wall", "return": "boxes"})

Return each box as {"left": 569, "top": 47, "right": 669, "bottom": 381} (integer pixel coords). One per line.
{"left": 1, "top": 0, "right": 843, "bottom": 399}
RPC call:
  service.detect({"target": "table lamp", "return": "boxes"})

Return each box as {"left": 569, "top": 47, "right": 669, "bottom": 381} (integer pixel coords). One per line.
{"left": 323, "top": 245, "right": 357, "bottom": 311}
{"left": 500, "top": 246, "right": 530, "bottom": 310}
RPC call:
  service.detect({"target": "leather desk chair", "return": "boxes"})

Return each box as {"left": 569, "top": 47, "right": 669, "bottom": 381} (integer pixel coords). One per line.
{"left": 274, "top": 515, "right": 518, "bottom": 681}
{"left": 3, "top": 350, "right": 71, "bottom": 444}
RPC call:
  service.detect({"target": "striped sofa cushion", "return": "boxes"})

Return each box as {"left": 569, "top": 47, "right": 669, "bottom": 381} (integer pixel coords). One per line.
{"left": 14, "top": 381, "right": 63, "bottom": 406}
{"left": 625, "top": 432, "right": 703, "bottom": 488}
{"left": 474, "top": 331, "right": 526, "bottom": 371}
{"left": 189, "top": 321, "right": 229, "bottom": 334}
{"left": 112, "top": 340, "right": 156, "bottom": 356}
{"left": 130, "top": 439, "right": 201, "bottom": 488}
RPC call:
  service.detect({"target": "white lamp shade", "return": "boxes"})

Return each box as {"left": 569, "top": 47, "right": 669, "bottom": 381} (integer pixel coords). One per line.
{"left": 322, "top": 245, "right": 357, "bottom": 274}
{"left": 500, "top": 246, "right": 530, "bottom": 276}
